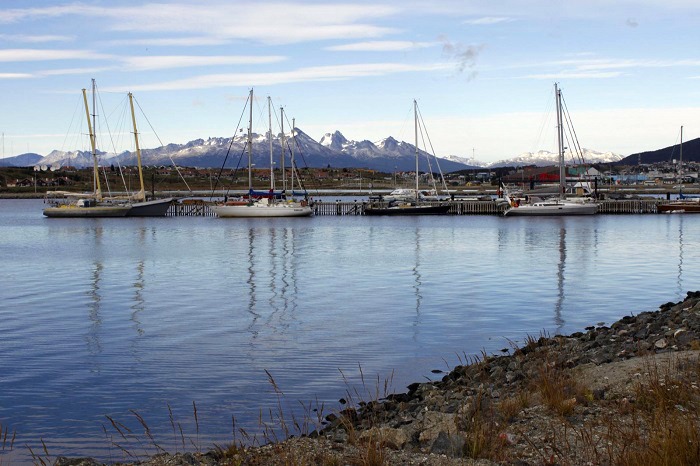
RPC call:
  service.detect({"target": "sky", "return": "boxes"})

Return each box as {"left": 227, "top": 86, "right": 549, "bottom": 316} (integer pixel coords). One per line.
{"left": 2, "top": 0, "right": 700, "bottom": 164}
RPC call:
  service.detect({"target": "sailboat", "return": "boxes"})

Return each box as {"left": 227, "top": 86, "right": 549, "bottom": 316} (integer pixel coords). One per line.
{"left": 43, "top": 80, "right": 131, "bottom": 218}
{"left": 502, "top": 84, "right": 597, "bottom": 217}
{"left": 43, "top": 83, "right": 174, "bottom": 217}
{"left": 210, "top": 89, "right": 312, "bottom": 218}
{"left": 364, "top": 100, "right": 451, "bottom": 215}
{"left": 124, "top": 92, "right": 174, "bottom": 217}
{"left": 657, "top": 126, "right": 700, "bottom": 213}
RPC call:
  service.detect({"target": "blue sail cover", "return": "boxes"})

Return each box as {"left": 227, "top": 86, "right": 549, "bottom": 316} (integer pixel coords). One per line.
{"left": 248, "top": 189, "right": 307, "bottom": 199}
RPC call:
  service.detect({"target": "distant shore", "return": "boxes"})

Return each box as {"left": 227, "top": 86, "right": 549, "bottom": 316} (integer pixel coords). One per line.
{"left": 2, "top": 185, "right": 697, "bottom": 200}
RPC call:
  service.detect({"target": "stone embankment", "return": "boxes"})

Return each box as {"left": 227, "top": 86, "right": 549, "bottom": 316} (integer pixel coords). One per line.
{"left": 58, "top": 292, "right": 700, "bottom": 465}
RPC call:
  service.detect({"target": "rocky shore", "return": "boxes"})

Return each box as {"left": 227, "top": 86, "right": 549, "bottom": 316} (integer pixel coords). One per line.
{"left": 58, "top": 292, "right": 700, "bottom": 465}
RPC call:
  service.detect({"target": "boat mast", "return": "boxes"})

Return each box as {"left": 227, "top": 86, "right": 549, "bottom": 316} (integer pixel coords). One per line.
{"left": 680, "top": 125, "right": 683, "bottom": 189}
{"left": 280, "top": 107, "right": 287, "bottom": 194}
{"left": 291, "top": 118, "right": 296, "bottom": 194}
{"left": 83, "top": 79, "right": 102, "bottom": 201}
{"left": 555, "top": 83, "right": 566, "bottom": 199}
{"left": 414, "top": 99, "right": 419, "bottom": 201}
{"left": 268, "top": 96, "right": 274, "bottom": 196}
{"left": 247, "top": 88, "right": 253, "bottom": 195}
{"left": 128, "top": 92, "right": 146, "bottom": 202}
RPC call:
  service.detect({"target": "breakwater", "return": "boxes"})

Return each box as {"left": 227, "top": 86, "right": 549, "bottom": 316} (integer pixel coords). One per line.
{"left": 167, "top": 198, "right": 667, "bottom": 216}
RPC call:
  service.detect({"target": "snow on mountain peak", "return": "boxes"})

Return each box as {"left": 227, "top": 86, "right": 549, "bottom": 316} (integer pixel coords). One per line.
{"left": 319, "top": 131, "right": 348, "bottom": 151}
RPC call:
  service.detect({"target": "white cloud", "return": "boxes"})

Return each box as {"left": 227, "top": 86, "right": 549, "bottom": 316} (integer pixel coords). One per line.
{"left": 524, "top": 71, "right": 624, "bottom": 79}
{"left": 122, "top": 55, "right": 287, "bottom": 71}
{"left": 0, "top": 33, "right": 73, "bottom": 43}
{"left": 40, "top": 66, "right": 114, "bottom": 77}
{"left": 110, "top": 62, "right": 453, "bottom": 91}
{"left": 571, "top": 58, "right": 700, "bottom": 70}
{"left": 1, "top": 3, "right": 401, "bottom": 45}
{"left": 0, "top": 72, "right": 35, "bottom": 79}
{"left": 326, "top": 41, "right": 436, "bottom": 52}
{"left": 0, "top": 48, "right": 110, "bottom": 62}
{"left": 463, "top": 16, "right": 514, "bottom": 25}
{"left": 103, "top": 37, "right": 232, "bottom": 47}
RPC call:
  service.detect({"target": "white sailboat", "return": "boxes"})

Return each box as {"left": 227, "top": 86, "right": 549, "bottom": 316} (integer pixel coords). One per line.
{"left": 211, "top": 89, "right": 312, "bottom": 218}
{"left": 502, "top": 84, "right": 597, "bottom": 217}
{"left": 364, "top": 100, "right": 451, "bottom": 215}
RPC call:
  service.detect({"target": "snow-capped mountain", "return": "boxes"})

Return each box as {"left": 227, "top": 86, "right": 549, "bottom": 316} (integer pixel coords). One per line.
{"left": 36, "top": 129, "right": 473, "bottom": 173}
{"left": 444, "top": 154, "right": 489, "bottom": 168}
{"left": 25, "top": 129, "right": 620, "bottom": 172}
{"left": 488, "top": 149, "right": 623, "bottom": 168}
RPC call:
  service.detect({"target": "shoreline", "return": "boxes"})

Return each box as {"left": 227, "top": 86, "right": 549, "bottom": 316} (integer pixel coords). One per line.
{"left": 2, "top": 185, "right": 697, "bottom": 200}
{"left": 53, "top": 291, "right": 700, "bottom": 465}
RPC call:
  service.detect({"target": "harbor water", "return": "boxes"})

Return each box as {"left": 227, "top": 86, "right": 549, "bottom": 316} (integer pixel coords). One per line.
{"left": 1, "top": 198, "right": 699, "bottom": 463}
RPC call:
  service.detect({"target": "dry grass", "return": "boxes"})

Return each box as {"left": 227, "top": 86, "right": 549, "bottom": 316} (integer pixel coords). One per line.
{"left": 516, "top": 352, "right": 700, "bottom": 466}
{"left": 612, "top": 354, "right": 700, "bottom": 465}
{"left": 498, "top": 391, "right": 532, "bottom": 421}
{"left": 0, "top": 423, "right": 16, "bottom": 466}
{"left": 453, "top": 390, "right": 507, "bottom": 461}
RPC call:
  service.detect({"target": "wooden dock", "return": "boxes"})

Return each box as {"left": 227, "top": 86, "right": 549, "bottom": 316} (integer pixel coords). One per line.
{"left": 167, "top": 198, "right": 671, "bottom": 216}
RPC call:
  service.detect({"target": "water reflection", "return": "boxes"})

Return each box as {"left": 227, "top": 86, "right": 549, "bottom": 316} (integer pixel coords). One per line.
{"left": 131, "top": 260, "right": 145, "bottom": 337}
{"left": 678, "top": 215, "right": 684, "bottom": 296}
{"left": 244, "top": 226, "right": 300, "bottom": 341}
{"left": 412, "top": 228, "right": 422, "bottom": 340}
{"left": 87, "top": 226, "right": 104, "bottom": 361}
{"left": 131, "top": 227, "right": 147, "bottom": 339}
{"left": 87, "top": 260, "right": 103, "bottom": 358}
{"left": 246, "top": 228, "right": 260, "bottom": 338}
{"left": 281, "top": 227, "right": 299, "bottom": 326}
{"left": 554, "top": 227, "right": 566, "bottom": 333}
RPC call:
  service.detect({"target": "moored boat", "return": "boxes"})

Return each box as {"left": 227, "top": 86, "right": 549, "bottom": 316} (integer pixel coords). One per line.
{"left": 364, "top": 202, "right": 451, "bottom": 216}
{"left": 211, "top": 90, "right": 312, "bottom": 218}
{"left": 43, "top": 82, "right": 175, "bottom": 218}
{"left": 657, "top": 127, "right": 698, "bottom": 214}
{"left": 43, "top": 80, "right": 132, "bottom": 218}
{"left": 43, "top": 196, "right": 130, "bottom": 217}
{"left": 502, "top": 84, "right": 597, "bottom": 217}
{"left": 364, "top": 100, "right": 451, "bottom": 216}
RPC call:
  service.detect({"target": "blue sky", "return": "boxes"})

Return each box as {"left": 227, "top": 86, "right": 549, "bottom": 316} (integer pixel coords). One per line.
{"left": 2, "top": 0, "right": 700, "bottom": 163}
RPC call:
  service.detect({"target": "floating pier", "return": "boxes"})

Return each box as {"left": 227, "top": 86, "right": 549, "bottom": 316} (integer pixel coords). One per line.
{"left": 167, "top": 198, "right": 671, "bottom": 216}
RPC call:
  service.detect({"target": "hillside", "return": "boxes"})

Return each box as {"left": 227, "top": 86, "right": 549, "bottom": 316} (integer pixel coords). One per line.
{"left": 0, "top": 153, "right": 42, "bottom": 167}
{"left": 617, "top": 137, "right": 700, "bottom": 165}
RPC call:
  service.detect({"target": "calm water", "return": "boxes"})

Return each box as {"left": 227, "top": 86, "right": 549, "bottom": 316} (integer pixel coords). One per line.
{"left": 1, "top": 198, "right": 699, "bottom": 463}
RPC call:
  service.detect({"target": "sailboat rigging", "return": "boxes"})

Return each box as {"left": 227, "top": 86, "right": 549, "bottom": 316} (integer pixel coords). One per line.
{"left": 43, "top": 80, "right": 131, "bottom": 217}
{"left": 657, "top": 126, "right": 700, "bottom": 213}
{"left": 501, "top": 84, "right": 597, "bottom": 216}
{"left": 43, "top": 81, "right": 174, "bottom": 217}
{"left": 364, "top": 100, "right": 451, "bottom": 215}
{"left": 125, "top": 92, "right": 174, "bottom": 216}
{"left": 210, "top": 89, "right": 312, "bottom": 218}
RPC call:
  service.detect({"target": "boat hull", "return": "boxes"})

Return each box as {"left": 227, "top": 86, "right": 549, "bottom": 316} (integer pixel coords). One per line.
{"left": 211, "top": 203, "right": 313, "bottom": 218}
{"left": 504, "top": 202, "right": 597, "bottom": 216}
{"left": 658, "top": 202, "right": 700, "bottom": 213}
{"left": 43, "top": 205, "right": 131, "bottom": 218}
{"left": 126, "top": 198, "right": 174, "bottom": 217}
{"left": 364, "top": 204, "right": 451, "bottom": 216}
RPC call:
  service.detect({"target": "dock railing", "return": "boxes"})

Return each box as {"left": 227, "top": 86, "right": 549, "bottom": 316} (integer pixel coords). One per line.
{"left": 167, "top": 198, "right": 671, "bottom": 216}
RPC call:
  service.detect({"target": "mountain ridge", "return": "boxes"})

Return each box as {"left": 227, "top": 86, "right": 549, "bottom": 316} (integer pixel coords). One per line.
{"left": 0, "top": 129, "right": 633, "bottom": 171}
